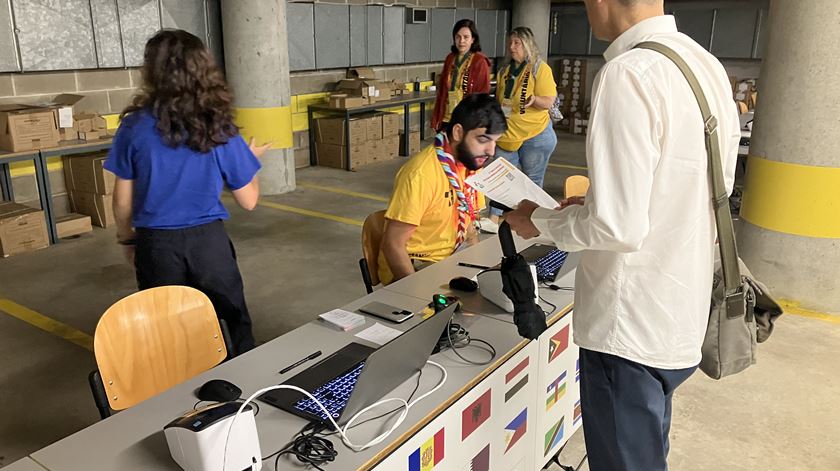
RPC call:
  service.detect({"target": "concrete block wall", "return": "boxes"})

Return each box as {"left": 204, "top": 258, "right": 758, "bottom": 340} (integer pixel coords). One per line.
{"left": 1, "top": 69, "right": 140, "bottom": 211}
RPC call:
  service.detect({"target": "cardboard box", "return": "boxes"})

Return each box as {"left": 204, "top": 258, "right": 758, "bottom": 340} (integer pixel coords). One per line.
{"left": 399, "top": 130, "right": 421, "bottom": 156}
{"left": 74, "top": 113, "right": 107, "bottom": 133}
{"left": 0, "top": 105, "right": 60, "bottom": 151}
{"left": 69, "top": 190, "right": 114, "bottom": 227}
{"left": 0, "top": 202, "right": 49, "bottom": 257}
{"left": 60, "top": 127, "right": 79, "bottom": 141}
{"left": 381, "top": 112, "right": 401, "bottom": 137}
{"left": 381, "top": 135, "right": 400, "bottom": 161}
{"left": 347, "top": 67, "right": 377, "bottom": 79}
{"left": 55, "top": 212, "right": 92, "bottom": 238}
{"left": 315, "top": 141, "right": 369, "bottom": 170}
{"left": 328, "top": 94, "right": 368, "bottom": 109}
{"left": 78, "top": 130, "right": 105, "bottom": 141}
{"left": 364, "top": 114, "right": 383, "bottom": 140}
{"left": 314, "top": 116, "right": 367, "bottom": 146}
{"left": 64, "top": 152, "right": 115, "bottom": 195}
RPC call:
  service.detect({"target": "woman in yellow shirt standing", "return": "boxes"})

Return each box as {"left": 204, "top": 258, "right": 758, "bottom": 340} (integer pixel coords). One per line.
{"left": 484, "top": 27, "right": 557, "bottom": 230}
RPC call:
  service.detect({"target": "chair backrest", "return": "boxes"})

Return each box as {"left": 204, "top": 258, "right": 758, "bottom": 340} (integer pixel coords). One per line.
{"left": 564, "top": 175, "right": 590, "bottom": 199}
{"left": 361, "top": 210, "right": 387, "bottom": 288}
{"left": 93, "top": 286, "right": 227, "bottom": 411}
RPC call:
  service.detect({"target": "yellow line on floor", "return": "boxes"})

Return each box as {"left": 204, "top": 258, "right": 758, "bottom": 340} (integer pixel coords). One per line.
{"left": 298, "top": 182, "right": 389, "bottom": 202}
{"left": 0, "top": 298, "right": 94, "bottom": 351}
{"left": 547, "top": 163, "right": 588, "bottom": 171}
{"left": 257, "top": 200, "right": 364, "bottom": 226}
{"left": 780, "top": 300, "right": 840, "bottom": 325}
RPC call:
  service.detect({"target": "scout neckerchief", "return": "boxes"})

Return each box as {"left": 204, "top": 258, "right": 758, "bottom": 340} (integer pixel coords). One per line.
{"left": 435, "top": 132, "right": 477, "bottom": 250}
{"left": 502, "top": 60, "right": 534, "bottom": 115}
{"left": 449, "top": 52, "right": 473, "bottom": 92}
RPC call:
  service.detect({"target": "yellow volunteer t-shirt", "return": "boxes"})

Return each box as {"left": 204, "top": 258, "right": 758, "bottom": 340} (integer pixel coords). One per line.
{"left": 378, "top": 144, "right": 482, "bottom": 284}
{"left": 496, "top": 61, "right": 557, "bottom": 151}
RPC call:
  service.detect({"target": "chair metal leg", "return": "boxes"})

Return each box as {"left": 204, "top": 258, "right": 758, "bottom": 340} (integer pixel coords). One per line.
{"left": 88, "top": 370, "right": 113, "bottom": 419}
{"left": 359, "top": 258, "right": 373, "bottom": 294}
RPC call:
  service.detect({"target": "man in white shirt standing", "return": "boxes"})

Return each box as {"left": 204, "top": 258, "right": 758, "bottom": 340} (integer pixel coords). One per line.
{"left": 505, "top": 0, "right": 740, "bottom": 469}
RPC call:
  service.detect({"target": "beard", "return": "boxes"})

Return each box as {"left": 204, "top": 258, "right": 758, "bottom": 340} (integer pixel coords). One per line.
{"left": 455, "top": 141, "right": 491, "bottom": 171}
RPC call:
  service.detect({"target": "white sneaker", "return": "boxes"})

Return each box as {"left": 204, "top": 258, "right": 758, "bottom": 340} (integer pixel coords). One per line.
{"left": 479, "top": 217, "right": 499, "bottom": 234}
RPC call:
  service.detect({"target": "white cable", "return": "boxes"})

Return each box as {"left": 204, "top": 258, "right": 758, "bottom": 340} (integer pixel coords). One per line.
{"left": 222, "top": 360, "right": 447, "bottom": 469}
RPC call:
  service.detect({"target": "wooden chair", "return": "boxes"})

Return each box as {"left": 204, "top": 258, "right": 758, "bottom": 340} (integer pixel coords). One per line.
{"left": 359, "top": 210, "right": 387, "bottom": 294}
{"left": 564, "top": 175, "right": 590, "bottom": 199}
{"left": 88, "top": 286, "right": 229, "bottom": 419}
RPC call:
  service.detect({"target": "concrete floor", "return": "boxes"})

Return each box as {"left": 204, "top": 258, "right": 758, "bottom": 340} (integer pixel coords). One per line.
{"left": 1, "top": 133, "right": 838, "bottom": 470}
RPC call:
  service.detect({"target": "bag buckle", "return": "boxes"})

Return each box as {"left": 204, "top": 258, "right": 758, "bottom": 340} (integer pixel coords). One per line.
{"left": 704, "top": 115, "right": 718, "bottom": 136}
{"left": 725, "top": 286, "right": 748, "bottom": 319}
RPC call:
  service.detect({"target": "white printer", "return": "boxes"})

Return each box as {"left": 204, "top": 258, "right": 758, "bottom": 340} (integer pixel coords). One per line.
{"left": 164, "top": 402, "right": 261, "bottom": 471}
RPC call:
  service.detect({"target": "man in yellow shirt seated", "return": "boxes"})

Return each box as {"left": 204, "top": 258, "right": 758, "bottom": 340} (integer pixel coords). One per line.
{"left": 378, "top": 94, "right": 507, "bottom": 284}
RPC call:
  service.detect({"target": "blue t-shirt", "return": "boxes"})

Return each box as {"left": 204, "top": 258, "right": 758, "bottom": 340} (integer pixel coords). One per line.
{"left": 104, "top": 110, "right": 261, "bottom": 229}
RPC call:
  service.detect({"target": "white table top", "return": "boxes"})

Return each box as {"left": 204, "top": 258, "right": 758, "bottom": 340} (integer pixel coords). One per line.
{"left": 1, "top": 457, "right": 47, "bottom": 471}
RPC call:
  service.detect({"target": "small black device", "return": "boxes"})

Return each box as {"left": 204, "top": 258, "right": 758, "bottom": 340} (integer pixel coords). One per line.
{"left": 358, "top": 301, "right": 415, "bottom": 324}
{"left": 449, "top": 276, "right": 478, "bottom": 292}
{"left": 196, "top": 379, "right": 241, "bottom": 402}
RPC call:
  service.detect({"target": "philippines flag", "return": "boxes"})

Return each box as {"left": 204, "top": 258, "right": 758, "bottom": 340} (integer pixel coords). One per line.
{"left": 504, "top": 408, "right": 528, "bottom": 453}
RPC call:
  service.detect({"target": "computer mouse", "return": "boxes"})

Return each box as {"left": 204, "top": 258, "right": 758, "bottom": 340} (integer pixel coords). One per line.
{"left": 197, "top": 379, "right": 242, "bottom": 403}
{"left": 449, "top": 276, "right": 478, "bottom": 292}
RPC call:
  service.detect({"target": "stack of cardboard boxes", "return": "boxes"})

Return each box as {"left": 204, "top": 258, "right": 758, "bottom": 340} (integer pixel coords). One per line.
{"left": 732, "top": 78, "right": 758, "bottom": 113}
{"left": 0, "top": 201, "right": 49, "bottom": 257}
{"left": 329, "top": 67, "right": 406, "bottom": 109}
{"left": 0, "top": 94, "right": 111, "bottom": 152}
{"left": 314, "top": 112, "right": 401, "bottom": 170}
{"left": 63, "top": 152, "right": 116, "bottom": 227}
{"left": 556, "top": 58, "right": 588, "bottom": 132}
{"left": 399, "top": 129, "right": 421, "bottom": 156}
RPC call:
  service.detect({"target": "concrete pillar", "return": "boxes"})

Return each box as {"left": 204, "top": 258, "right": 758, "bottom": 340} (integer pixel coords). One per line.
{"left": 738, "top": 0, "right": 840, "bottom": 314}
{"left": 221, "top": 0, "right": 295, "bottom": 195}
{"left": 511, "top": 0, "right": 551, "bottom": 59}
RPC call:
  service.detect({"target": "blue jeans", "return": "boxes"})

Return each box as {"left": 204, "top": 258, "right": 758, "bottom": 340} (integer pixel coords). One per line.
{"left": 490, "top": 121, "right": 557, "bottom": 216}
{"left": 579, "top": 348, "right": 697, "bottom": 471}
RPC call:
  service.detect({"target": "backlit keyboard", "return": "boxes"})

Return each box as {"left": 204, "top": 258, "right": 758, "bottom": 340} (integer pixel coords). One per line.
{"left": 293, "top": 362, "right": 365, "bottom": 420}
{"left": 534, "top": 249, "right": 568, "bottom": 282}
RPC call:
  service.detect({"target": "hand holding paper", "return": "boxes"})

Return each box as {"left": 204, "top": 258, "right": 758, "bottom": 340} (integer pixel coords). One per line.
{"left": 465, "top": 157, "right": 558, "bottom": 210}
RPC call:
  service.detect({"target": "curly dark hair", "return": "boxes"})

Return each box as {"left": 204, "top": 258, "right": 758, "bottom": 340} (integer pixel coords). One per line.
{"left": 121, "top": 29, "right": 238, "bottom": 153}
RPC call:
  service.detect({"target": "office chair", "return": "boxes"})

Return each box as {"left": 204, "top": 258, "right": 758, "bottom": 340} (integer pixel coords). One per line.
{"left": 564, "top": 175, "right": 590, "bottom": 199}
{"left": 359, "top": 210, "right": 386, "bottom": 294}
{"left": 88, "top": 286, "right": 231, "bottom": 419}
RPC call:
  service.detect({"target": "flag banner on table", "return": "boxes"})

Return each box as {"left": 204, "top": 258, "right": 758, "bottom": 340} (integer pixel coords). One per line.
{"left": 505, "top": 356, "right": 529, "bottom": 383}
{"left": 460, "top": 444, "right": 490, "bottom": 471}
{"left": 548, "top": 325, "right": 570, "bottom": 363}
{"left": 409, "top": 428, "right": 445, "bottom": 471}
{"left": 461, "top": 389, "right": 491, "bottom": 440}
{"left": 544, "top": 416, "right": 565, "bottom": 456}
{"left": 505, "top": 374, "right": 528, "bottom": 403}
{"left": 504, "top": 408, "right": 528, "bottom": 453}
{"left": 573, "top": 399, "right": 582, "bottom": 426}
{"left": 575, "top": 358, "right": 580, "bottom": 382}
{"left": 545, "top": 371, "right": 567, "bottom": 411}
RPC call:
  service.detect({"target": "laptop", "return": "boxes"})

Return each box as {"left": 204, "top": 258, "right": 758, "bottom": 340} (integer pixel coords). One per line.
{"left": 259, "top": 303, "right": 456, "bottom": 425}
{"left": 519, "top": 244, "right": 576, "bottom": 282}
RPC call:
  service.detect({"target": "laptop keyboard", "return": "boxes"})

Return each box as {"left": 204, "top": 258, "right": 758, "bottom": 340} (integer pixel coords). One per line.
{"left": 293, "top": 362, "right": 365, "bottom": 420}
{"left": 534, "top": 249, "right": 568, "bottom": 282}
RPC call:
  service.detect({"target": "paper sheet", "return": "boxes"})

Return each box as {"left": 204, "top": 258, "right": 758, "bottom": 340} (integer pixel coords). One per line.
{"left": 465, "top": 157, "right": 559, "bottom": 210}
{"left": 318, "top": 309, "right": 366, "bottom": 331}
{"left": 355, "top": 322, "right": 402, "bottom": 346}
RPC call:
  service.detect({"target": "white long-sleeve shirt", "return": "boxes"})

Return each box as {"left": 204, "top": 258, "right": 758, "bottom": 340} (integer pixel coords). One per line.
{"left": 531, "top": 15, "right": 740, "bottom": 369}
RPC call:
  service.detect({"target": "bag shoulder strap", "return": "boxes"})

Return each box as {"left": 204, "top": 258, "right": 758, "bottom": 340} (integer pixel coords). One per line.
{"left": 633, "top": 41, "right": 741, "bottom": 294}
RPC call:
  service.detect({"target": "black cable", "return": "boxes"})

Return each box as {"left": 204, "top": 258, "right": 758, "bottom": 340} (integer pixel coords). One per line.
{"left": 538, "top": 294, "right": 557, "bottom": 314}
{"left": 271, "top": 422, "right": 337, "bottom": 471}
{"left": 541, "top": 282, "right": 574, "bottom": 291}
{"left": 440, "top": 319, "right": 496, "bottom": 365}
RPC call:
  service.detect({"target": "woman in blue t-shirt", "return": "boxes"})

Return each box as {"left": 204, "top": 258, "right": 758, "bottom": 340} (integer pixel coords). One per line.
{"left": 105, "top": 29, "right": 268, "bottom": 354}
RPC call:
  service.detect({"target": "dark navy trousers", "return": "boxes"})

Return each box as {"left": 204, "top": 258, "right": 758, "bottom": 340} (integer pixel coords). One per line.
{"left": 579, "top": 348, "right": 697, "bottom": 471}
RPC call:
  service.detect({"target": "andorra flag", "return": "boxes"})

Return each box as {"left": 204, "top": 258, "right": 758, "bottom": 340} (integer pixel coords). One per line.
{"left": 409, "top": 428, "right": 445, "bottom": 471}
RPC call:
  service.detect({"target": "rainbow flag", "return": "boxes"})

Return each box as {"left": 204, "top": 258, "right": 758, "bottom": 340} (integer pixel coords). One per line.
{"left": 409, "top": 428, "right": 445, "bottom": 471}
{"left": 545, "top": 371, "right": 567, "bottom": 411}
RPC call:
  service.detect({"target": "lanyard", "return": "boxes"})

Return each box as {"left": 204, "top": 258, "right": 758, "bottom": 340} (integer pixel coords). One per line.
{"left": 503, "top": 60, "right": 528, "bottom": 99}
{"left": 449, "top": 53, "right": 473, "bottom": 92}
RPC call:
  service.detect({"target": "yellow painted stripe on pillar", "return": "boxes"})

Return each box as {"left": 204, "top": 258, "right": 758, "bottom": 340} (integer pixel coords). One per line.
{"left": 779, "top": 299, "right": 840, "bottom": 325}
{"left": 0, "top": 298, "right": 94, "bottom": 351}
{"left": 234, "top": 106, "right": 293, "bottom": 149}
{"left": 292, "top": 112, "right": 309, "bottom": 132}
{"left": 740, "top": 156, "right": 840, "bottom": 238}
